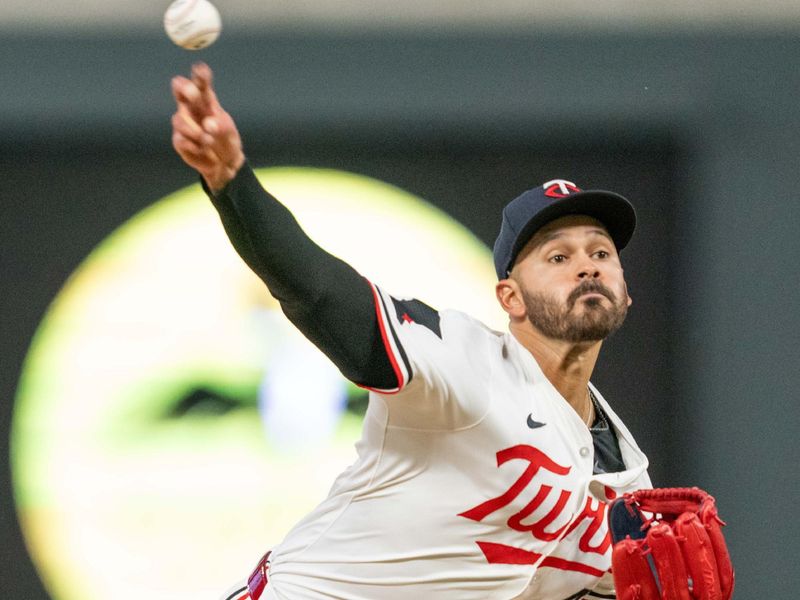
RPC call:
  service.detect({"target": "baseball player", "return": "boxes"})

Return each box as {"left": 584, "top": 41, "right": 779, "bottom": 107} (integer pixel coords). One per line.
{"left": 171, "top": 63, "right": 651, "bottom": 600}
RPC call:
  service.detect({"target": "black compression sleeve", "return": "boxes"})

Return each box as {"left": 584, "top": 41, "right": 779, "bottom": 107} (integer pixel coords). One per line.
{"left": 204, "top": 163, "right": 398, "bottom": 389}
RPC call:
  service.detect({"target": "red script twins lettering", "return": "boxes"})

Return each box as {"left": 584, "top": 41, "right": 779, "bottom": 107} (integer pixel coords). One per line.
{"left": 458, "top": 444, "right": 613, "bottom": 576}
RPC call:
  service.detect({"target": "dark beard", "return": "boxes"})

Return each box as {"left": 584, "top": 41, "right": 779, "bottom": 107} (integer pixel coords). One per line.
{"left": 522, "top": 279, "right": 628, "bottom": 343}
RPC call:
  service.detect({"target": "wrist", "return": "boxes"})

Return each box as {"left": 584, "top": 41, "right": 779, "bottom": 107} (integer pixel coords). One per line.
{"left": 205, "top": 152, "right": 245, "bottom": 193}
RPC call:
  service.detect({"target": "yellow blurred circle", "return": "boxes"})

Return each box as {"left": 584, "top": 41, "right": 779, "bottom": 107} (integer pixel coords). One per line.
{"left": 12, "top": 168, "right": 504, "bottom": 600}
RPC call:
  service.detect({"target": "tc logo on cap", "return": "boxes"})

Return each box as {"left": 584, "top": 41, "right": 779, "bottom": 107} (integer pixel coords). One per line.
{"left": 543, "top": 179, "right": 581, "bottom": 199}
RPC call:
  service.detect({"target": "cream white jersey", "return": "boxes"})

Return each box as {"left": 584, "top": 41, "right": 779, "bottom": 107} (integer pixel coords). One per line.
{"left": 259, "top": 285, "right": 651, "bottom": 600}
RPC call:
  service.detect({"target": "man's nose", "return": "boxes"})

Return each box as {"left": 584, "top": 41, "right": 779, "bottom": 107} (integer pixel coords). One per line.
{"left": 577, "top": 258, "right": 600, "bottom": 279}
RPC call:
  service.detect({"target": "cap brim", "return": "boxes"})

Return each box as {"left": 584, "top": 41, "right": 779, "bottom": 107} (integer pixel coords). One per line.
{"left": 509, "top": 190, "right": 636, "bottom": 270}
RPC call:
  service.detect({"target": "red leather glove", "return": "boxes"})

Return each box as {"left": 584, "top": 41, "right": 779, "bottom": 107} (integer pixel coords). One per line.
{"left": 607, "top": 487, "right": 734, "bottom": 600}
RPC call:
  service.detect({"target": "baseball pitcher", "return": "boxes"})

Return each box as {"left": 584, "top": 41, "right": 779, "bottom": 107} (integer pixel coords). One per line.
{"left": 170, "top": 63, "right": 733, "bottom": 600}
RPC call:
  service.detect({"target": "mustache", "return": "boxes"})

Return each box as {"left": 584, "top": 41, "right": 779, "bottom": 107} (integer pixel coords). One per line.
{"left": 567, "top": 280, "right": 616, "bottom": 308}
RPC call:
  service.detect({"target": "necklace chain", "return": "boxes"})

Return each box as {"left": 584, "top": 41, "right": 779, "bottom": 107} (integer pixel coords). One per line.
{"left": 587, "top": 388, "right": 609, "bottom": 431}
{"left": 587, "top": 388, "right": 608, "bottom": 431}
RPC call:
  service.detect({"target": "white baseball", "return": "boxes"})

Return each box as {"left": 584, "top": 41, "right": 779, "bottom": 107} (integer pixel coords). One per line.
{"left": 164, "top": 0, "right": 222, "bottom": 50}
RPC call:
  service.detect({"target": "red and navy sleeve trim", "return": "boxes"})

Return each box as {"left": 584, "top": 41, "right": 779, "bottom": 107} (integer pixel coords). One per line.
{"left": 362, "top": 281, "right": 413, "bottom": 394}
{"left": 223, "top": 586, "right": 250, "bottom": 600}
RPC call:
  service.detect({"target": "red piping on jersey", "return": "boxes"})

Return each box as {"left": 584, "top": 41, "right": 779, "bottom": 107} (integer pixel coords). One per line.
{"left": 477, "top": 541, "right": 542, "bottom": 565}
{"left": 363, "top": 280, "right": 404, "bottom": 393}
{"left": 539, "top": 556, "right": 606, "bottom": 578}
{"left": 476, "top": 541, "right": 606, "bottom": 578}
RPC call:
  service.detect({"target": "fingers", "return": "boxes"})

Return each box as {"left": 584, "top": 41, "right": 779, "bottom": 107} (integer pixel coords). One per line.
{"left": 192, "top": 62, "right": 216, "bottom": 101}
{"left": 171, "top": 102, "right": 237, "bottom": 163}
{"left": 171, "top": 102, "right": 216, "bottom": 168}
{"left": 201, "top": 114, "right": 219, "bottom": 135}
{"left": 172, "top": 129, "right": 203, "bottom": 157}
{"left": 172, "top": 130, "right": 216, "bottom": 170}
{"left": 172, "top": 63, "right": 223, "bottom": 135}
{"left": 202, "top": 113, "right": 243, "bottom": 166}
{"left": 172, "top": 72, "right": 214, "bottom": 127}
{"left": 192, "top": 62, "right": 212, "bottom": 91}
{"left": 191, "top": 62, "right": 223, "bottom": 118}
{"left": 171, "top": 75, "right": 200, "bottom": 107}
{"left": 172, "top": 105, "right": 212, "bottom": 146}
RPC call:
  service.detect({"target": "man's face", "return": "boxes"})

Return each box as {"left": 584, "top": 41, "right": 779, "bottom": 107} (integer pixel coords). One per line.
{"left": 511, "top": 215, "right": 631, "bottom": 343}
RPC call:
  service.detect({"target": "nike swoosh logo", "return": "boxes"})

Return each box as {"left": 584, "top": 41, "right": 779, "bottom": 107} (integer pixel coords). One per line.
{"left": 526, "top": 414, "right": 546, "bottom": 429}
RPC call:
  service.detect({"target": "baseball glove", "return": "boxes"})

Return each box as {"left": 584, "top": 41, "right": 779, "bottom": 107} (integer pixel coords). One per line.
{"left": 607, "top": 487, "right": 734, "bottom": 600}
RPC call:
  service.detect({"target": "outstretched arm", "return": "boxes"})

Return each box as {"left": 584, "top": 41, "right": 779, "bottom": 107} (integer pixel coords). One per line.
{"left": 170, "top": 63, "right": 398, "bottom": 390}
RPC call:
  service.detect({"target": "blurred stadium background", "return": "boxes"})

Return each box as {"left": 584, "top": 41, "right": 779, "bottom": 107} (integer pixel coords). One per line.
{"left": 2, "top": 1, "right": 798, "bottom": 598}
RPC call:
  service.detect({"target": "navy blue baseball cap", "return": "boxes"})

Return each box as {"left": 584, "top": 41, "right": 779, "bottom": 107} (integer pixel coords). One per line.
{"left": 493, "top": 179, "right": 636, "bottom": 279}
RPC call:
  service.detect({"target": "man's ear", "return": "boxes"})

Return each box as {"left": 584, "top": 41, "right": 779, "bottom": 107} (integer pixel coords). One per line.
{"left": 496, "top": 277, "right": 527, "bottom": 320}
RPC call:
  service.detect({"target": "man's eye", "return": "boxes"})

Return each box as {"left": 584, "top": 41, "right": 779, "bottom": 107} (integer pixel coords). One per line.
{"left": 594, "top": 250, "right": 610, "bottom": 259}
{"left": 549, "top": 255, "right": 566, "bottom": 263}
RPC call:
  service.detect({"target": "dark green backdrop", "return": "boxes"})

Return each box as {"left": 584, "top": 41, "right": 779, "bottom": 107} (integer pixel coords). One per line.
{"left": 2, "top": 29, "right": 798, "bottom": 598}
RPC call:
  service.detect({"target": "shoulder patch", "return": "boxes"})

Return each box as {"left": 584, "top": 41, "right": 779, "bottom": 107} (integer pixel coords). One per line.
{"left": 391, "top": 297, "right": 442, "bottom": 339}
